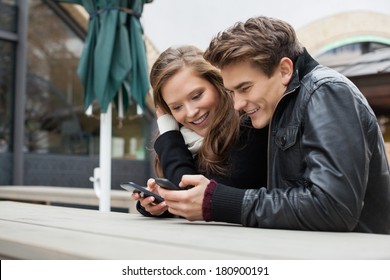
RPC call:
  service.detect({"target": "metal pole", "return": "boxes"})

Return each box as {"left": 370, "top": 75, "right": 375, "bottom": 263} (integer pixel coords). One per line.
{"left": 99, "top": 103, "right": 112, "bottom": 211}
{"left": 13, "top": 0, "right": 29, "bottom": 184}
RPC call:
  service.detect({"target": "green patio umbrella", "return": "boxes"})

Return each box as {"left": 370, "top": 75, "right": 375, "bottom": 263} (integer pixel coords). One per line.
{"left": 57, "top": 0, "right": 151, "bottom": 112}
{"left": 55, "top": 0, "right": 153, "bottom": 211}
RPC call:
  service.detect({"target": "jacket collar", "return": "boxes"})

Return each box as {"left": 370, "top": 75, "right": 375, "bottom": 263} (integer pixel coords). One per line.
{"left": 286, "top": 48, "right": 319, "bottom": 93}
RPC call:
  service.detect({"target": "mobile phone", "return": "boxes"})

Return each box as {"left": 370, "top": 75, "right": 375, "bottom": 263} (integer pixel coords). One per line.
{"left": 120, "top": 182, "right": 164, "bottom": 204}
{"left": 155, "top": 178, "right": 181, "bottom": 190}
{"left": 155, "top": 178, "right": 193, "bottom": 191}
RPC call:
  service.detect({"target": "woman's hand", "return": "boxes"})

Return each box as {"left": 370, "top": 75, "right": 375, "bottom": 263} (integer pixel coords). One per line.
{"left": 131, "top": 179, "right": 168, "bottom": 216}
{"left": 158, "top": 175, "right": 210, "bottom": 221}
{"left": 156, "top": 106, "right": 166, "bottom": 118}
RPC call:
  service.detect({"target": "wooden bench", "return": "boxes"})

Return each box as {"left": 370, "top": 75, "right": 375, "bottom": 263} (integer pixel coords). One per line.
{"left": 0, "top": 186, "right": 137, "bottom": 213}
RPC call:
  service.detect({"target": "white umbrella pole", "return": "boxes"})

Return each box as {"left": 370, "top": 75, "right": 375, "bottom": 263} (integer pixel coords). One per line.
{"left": 99, "top": 102, "right": 112, "bottom": 211}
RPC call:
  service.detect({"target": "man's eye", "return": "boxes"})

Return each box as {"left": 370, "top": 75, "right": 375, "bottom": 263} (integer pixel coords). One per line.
{"left": 241, "top": 86, "right": 251, "bottom": 93}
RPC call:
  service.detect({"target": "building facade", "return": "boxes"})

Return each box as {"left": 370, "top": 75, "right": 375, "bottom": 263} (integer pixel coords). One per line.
{"left": 0, "top": 0, "right": 157, "bottom": 188}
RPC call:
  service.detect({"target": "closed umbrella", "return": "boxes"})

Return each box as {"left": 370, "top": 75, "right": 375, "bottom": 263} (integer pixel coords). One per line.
{"left": 56, "top": 0, "right": 152, "bottom": 211}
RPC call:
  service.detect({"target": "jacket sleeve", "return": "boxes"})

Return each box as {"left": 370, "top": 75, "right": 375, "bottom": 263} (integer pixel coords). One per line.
{"left": 238, "top": 81, "right": 376, "bottom": 231}
{"left": 137, "top": 130, "right": 198, "bottom": 218}
{"left": 154, "top": 130, "right": 198, "bottom": 186}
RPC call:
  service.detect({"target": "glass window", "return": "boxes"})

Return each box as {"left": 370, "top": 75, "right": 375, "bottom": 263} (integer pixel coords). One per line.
{"left": 0, "top": 39, "right": 14, "bottom": 185}
{"left": 26, "top": 0, "right": 88, "bottom": 154}
{"left": 0, "top": 0, "right": 17, "bottom": 33}
{"left": 316, "top": 42, "right": 389, "bottom": 68}
{"left": 0, "top": 39, "right": 15, "bottom": 154}
{"left": 26, "top": 0, "right": 151, "bottom": 160}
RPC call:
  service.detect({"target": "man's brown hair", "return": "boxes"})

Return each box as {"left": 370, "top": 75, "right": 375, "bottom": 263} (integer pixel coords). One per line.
{"left": 204, "top": 16, "right": 304, "bottom": 76}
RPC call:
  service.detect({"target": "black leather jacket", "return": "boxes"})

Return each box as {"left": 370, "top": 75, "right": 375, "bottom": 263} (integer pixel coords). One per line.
{"left": 212, "top": 50, "right": 390, "bottom": 233}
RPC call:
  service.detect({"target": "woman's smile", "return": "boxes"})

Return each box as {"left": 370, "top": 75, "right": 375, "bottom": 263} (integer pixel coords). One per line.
{"left": 190, "top": 112, "right": 209, "bottom": 126}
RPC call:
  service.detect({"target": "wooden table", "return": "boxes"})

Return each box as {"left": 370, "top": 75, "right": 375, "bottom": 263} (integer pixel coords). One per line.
{"left": 0, "top": 186, "right": 136, "bottom": 212}
{"left": 0, "top": 201, "right": 389, "bottom": 260}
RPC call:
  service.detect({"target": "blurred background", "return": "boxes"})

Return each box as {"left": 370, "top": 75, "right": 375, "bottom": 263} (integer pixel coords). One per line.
{"left": 1, "top": 0, "right": 389, "bottom": 191}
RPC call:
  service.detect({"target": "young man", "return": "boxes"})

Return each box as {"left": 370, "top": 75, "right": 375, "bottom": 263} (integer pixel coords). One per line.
{"left": 156, "top": 16, "right": 390, "bottom": 233}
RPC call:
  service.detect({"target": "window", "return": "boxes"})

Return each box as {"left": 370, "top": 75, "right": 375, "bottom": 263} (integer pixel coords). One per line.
{"left": 0, "top": 40, "right": 15, "bottom": 154}
{"left": 26, "top": 0, "right": 88, "bottom": 154}
{"left": 0, "top": 0, "right": 16, "bottom": 154}
{"left": 0, "top": 0, "right": 17, "bottom": 33}
{"left": 26, "top": 0, "right": 151, "bottom": 160}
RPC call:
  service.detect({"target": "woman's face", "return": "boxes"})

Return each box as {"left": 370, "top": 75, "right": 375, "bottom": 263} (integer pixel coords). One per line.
{"left": 161, "top": 67, "right": 219, "bottom": 137}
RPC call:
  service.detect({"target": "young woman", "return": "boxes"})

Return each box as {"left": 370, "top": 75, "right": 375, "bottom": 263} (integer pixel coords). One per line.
{"left": 132, "top": 45, "right": 268, "bottom": 217}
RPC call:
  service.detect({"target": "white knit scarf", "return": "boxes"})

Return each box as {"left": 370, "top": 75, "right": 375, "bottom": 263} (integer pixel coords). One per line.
{"left": 180, "top": 126, "right": 204, "bottom": 156}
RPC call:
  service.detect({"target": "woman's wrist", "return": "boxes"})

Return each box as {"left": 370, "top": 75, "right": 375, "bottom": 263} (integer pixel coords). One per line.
{"left": 157, "top": 114, "right": 179, "bottom": 134}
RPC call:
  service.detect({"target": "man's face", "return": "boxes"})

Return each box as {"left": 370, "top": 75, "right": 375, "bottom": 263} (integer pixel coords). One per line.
{"left": 221, "top": 61, "right": 287, "bottom": 129}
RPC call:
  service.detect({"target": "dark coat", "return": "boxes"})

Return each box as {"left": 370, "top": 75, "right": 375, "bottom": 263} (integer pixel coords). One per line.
{"left": 155, "top": 120, "right": 268, "bottom": 188}
{"left": 136, "top": 120, "right": 268, "bottom": 217}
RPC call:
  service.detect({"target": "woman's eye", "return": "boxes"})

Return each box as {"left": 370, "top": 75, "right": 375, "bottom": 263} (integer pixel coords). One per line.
{"left": 171, "top": 105, "right": 182, "bottom": 111}
{"left": 192, "top": 92, "right": 203, "bottom": 100}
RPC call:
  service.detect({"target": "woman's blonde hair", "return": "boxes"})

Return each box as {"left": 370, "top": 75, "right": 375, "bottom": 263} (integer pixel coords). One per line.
{"left": 150, "top": 45, "right": 240, "bottom": 177}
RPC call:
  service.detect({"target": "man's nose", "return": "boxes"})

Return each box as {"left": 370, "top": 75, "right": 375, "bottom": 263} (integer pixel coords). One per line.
{"left": 233, "top": 96, "right": 246, "bottom": 111}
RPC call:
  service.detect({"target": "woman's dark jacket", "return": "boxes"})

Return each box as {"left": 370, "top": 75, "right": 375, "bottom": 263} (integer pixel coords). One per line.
{"left": 136, "top": 120, "right": 268, "bottom": 217}
{"left": 210, "top": 49, "right": 390, "bottom": 234}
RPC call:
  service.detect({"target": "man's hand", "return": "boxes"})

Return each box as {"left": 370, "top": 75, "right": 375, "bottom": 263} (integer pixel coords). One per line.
{"left": 159, "top": 175, "right": 210, "bottom": 221}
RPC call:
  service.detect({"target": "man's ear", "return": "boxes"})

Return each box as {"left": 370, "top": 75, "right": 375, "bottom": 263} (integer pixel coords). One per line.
{"left": 279, "top": 57, "right": 293, "bottom": 86}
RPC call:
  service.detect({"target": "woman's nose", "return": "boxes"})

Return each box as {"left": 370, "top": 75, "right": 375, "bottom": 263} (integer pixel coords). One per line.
{"left": 185, "top": 105, "right": 199, "bottom": 118}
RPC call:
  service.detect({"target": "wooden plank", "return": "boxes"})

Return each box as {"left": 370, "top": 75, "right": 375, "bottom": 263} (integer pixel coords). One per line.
{"left": 0, "top": 186, "right": 136, "bottom": 212}
{"left": 0, "top": 220, "right": 240, "bottom": 259}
